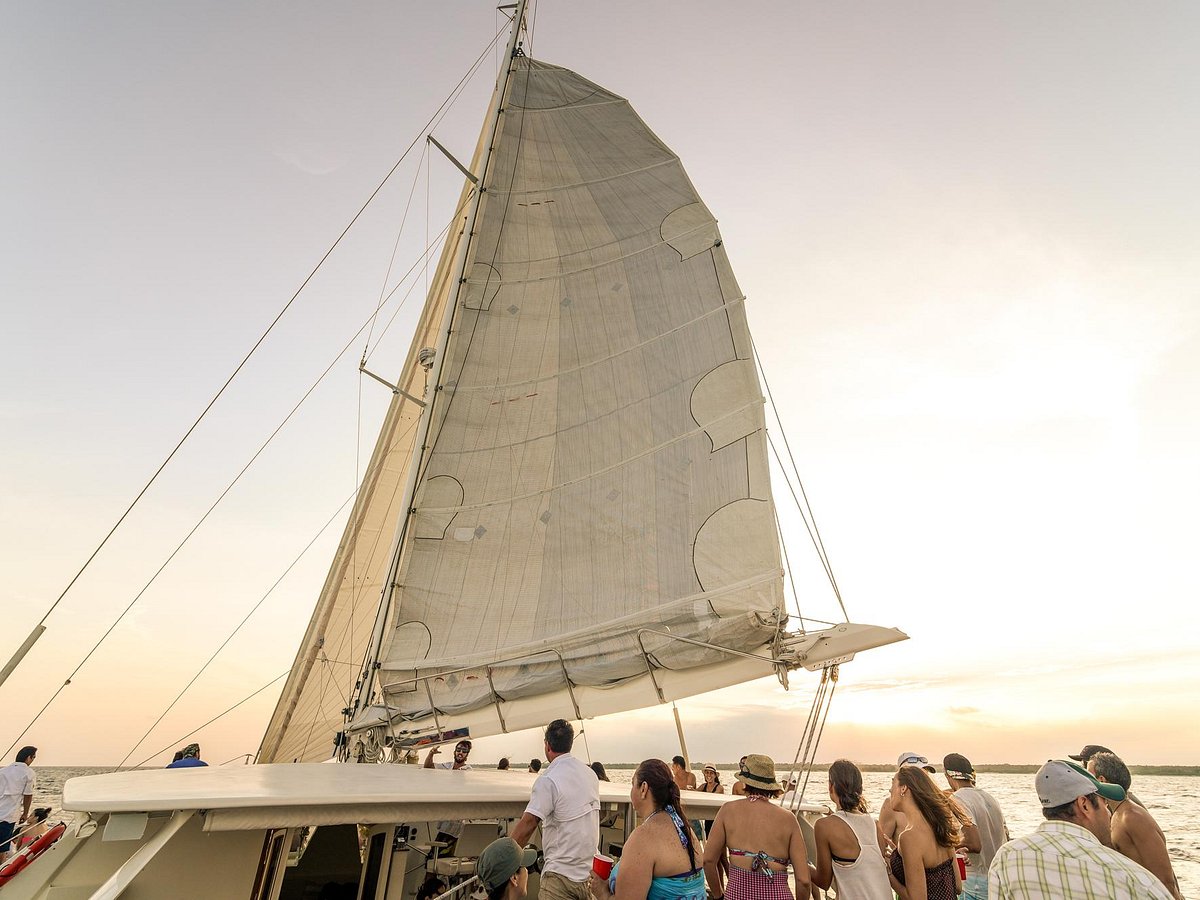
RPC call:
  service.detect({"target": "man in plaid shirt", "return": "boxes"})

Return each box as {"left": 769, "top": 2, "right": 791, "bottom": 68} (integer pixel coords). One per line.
{"left": 988, "top": 759, "right": 1172, "bottom": 899}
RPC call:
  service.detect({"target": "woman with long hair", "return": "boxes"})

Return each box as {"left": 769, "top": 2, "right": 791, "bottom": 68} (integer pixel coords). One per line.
{"left": 592, "top": 761, "right": 611, "bottom": 782}
{"left": 811, "top": 760, "right": 891, "bottom": 899}
{"left": 703, "top": 755, "right": 810, "bottom": 900}
{"left": 887, "top": 766, "right": 961, "bottom": 900}
{"left": 588, "top": 759, "right": 705, "bottom": 900}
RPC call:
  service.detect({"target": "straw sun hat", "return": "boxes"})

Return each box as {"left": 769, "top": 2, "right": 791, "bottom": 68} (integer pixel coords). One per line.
{"left": 734, "top": 754, "right": 783, "bottom": 792}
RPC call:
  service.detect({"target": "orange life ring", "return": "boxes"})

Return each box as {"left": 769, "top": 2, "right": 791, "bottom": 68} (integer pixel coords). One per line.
{"left": 0, "top": 822, "right": 66, "bottom": 886}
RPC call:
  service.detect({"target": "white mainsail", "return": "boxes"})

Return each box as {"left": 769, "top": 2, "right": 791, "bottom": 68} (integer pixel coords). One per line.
{"left": 373, "top": 55, "right": 785, "bottom": 730}
{"left": 263, "top": 48, "right": 904, "bottom": 761}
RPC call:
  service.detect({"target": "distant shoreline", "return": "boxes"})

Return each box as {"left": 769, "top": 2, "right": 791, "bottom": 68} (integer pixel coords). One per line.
{"left": 599, "top": 763, "right": 1200, "bottom": 776}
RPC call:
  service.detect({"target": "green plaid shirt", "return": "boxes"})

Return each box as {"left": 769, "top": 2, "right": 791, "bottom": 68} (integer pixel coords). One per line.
{"left": 988, "top": 820, "right": 1173, "bottom": 899}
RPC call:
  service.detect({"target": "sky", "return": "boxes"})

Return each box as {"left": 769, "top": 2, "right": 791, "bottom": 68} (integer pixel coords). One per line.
{"left": 2, "top": 1, "right": 1198, "bottom": 769}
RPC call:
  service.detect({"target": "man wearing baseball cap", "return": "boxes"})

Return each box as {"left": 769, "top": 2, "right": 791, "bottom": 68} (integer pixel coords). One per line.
{"left": 479, "top": 837, "right": 538, "bottom": 900}
{"left": 1069, "top": 743, "right": 1143, "bottom": 807}
{"left": 942, "top": 753, "right": 1008, "bottom": 900}
{"left": 988, "top": 760, "right": 1172, "bottom": 899}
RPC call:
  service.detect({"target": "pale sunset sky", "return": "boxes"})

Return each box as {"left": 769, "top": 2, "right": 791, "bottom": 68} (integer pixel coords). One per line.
{"left": 2, "top": 2, "right": 1198, "bottom": 768}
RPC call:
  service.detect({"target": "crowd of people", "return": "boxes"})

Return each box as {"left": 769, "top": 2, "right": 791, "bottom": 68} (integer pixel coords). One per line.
{"left": 0, "top": 730, "right": 1185, "bottom": 900}
{"left": 464, "top": 728, "right": 1184, "bottom": 900}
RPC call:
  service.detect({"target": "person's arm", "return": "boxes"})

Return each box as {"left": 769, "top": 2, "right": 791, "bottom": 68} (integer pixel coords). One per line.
{"left": 892, "top": 830, "right": 916, "bottom": 900}
{"left": 878, "top": 795, "right": 898, "bottom": 843}
{"left": 715, "top": 784, "right": 725, "bottom": 794}
{"left": 788, "top": 817, "right": 812, "bottom": 900}
{"left": 1125, "top": 818, "right": 1182, "bottom": 899}
{"left": 959, "top": 821, "right": 981, "bottom": 854}
{"left": 423, "top": 747, "right": 439, "bottom": 769}
{"left": 593, "top": 829, "right": 653, "bottom": 900}
{"left": 702, "top": 810, "right": 727, "bottom": 899}
{"left": 21, "top": 793, "right": 32, "bottom": 822}
{"left": 809, "top": 817, "right": 833, "bottom": 892}
{"left": 509, "top": 812, "right": 541, "bottom": 847}
{"left": 731, "top": 781, "right": 745, "bottom": 796}
{"left": 875, "top": 819, "right": 890, "bottom": 857}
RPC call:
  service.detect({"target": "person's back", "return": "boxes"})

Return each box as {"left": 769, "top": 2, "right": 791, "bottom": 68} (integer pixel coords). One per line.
{"left": 1109, "top": 798, "right": 1181, "bottom": 898}
{"left": 949, "top": 785, "right": 1006, "bottom": 866}
{"left": 718, "top": 797, "right": 796, "bottom": 868}
{"left": 510, "top": 719, "right": 599, "bottom": 900}
{"left": 705, "top": 755, "right": 810, "bottom": 899}
{"left": 1089, "top": 751, "right": 1181, "bottom": 898}
{"left": 826, "top": 811, "right": 891, "bottom": 899}
{"left": 812, "top": 761, "right": 890, "bottom": 900}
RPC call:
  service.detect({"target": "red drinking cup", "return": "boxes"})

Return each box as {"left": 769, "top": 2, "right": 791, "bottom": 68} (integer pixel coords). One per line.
{"left": 592, "top": 854, "right": 614, "bottom": 879}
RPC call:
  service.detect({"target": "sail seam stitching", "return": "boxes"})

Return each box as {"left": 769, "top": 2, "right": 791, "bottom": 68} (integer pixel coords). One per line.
{"left": 461, "top": 219, "right": 717, "bottom": 284}
{"left": 449, "top": 295, "right": 747, "bottom": 393}
{"left": 483, "top": 156, "right": 677, "bottom": 195}
{"left": 417, "top": 401, "right": 765, "bottom": 514}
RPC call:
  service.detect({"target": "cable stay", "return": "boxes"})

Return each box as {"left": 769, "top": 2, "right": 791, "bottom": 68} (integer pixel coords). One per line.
{"left": 1, "top": 24, "right": 511, "bottom": 758}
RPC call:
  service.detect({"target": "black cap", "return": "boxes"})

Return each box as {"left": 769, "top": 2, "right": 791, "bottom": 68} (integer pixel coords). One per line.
{"left": 943, "top": 753, "right": 974, "bottom": 780}
{"left": 1068, "top": 744, "right": 1112, "bottom": 763}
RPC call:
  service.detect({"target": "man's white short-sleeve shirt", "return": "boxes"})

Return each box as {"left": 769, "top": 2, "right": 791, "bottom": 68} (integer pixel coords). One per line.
{"left": 0, "top": 763, "right": 35, "bottom": 823}
{"left": 525, "top": 753, "right": 600, "bottom": 881}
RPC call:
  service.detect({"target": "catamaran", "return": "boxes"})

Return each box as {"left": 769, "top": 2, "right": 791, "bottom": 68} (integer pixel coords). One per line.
{"left": 3, "top": 3, "right": 904, "bottom": 897}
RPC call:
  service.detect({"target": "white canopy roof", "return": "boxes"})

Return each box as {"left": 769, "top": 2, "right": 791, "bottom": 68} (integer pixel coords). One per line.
{"left": 63, "top": 764, "right": 796, "bottom": 832}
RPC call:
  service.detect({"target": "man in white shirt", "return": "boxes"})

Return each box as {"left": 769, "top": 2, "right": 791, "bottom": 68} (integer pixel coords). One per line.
{"left": 510, "top": 719, "right": 599, "bottom": 900}
{"left": 0, "top": 746, "right": 37, "bottom": 863}
{"left": 943, "top": 752, "right": 1008, "bottom": 900}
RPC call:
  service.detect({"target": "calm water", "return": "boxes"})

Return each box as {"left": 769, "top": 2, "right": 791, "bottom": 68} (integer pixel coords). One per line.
{"left": 33, "top": 767, "right": 1199, "bottom": 896}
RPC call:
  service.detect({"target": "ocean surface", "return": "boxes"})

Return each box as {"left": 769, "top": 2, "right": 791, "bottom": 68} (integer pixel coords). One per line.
{"left": 32, "top": 766, "right": 1199, "bottom": 896}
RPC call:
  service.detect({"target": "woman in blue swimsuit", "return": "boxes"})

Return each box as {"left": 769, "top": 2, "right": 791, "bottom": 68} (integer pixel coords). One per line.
{"left": 587, "top": 759, "right": 705, "bottom": 900}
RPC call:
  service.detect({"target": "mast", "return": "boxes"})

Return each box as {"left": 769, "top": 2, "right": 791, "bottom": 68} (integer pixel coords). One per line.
{"left": 347, "top": 0, "right": 529, "bottom": 728}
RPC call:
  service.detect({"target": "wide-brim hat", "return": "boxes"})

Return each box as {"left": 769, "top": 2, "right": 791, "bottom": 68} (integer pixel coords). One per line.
{"left": 735, "top": 754, "right": 783, "bottom": 792}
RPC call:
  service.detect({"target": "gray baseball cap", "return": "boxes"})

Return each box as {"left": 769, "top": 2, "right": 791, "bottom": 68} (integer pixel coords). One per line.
{"left": 1035, "top": 759, "right": 1125, "bottom": 808}
{"left": 478, "top": 838, "right": 538, "bottom": 891}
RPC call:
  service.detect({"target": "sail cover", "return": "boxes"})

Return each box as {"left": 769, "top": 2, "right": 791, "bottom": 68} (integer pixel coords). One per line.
{"left": 369, "top": 57, "right": 787, "bottom": 737}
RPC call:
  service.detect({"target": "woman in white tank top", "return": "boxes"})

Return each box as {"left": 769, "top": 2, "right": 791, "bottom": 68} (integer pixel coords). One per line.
{"left": 811, "top": 760, "right": 893, "bottom": 899}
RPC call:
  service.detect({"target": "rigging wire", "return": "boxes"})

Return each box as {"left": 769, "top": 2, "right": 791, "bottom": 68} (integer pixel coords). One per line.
{"left": 130, "top": 670, "right": 290, "bottom": 771}
{"left": 112, "top": 491, "right": 358, "bottom": 771}
{"left": 767, "top": 432, "right": 848, "bottom": 621}
{"left": 2, "top": 209, "right": 466, "bottom": 760}
{"left": 771, "top": 502, "right": 808, "bottom": 632}
{"left": 8, "top": 15, "right": 514, "bottom": 676}
{"left": 753, "top": 339, "right": 846, "bottom": 609}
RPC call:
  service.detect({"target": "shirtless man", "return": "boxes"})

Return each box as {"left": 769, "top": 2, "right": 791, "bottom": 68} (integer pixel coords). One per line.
{"left": 670, "top": 756, "right": 697, "bottom": 792}
{"left": 1088, "top": 752, "right": 1181, "bottom": 898}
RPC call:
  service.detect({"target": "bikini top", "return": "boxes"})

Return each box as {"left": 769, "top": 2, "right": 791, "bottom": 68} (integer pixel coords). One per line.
{"left": 728, "top": 848, "right": 790, "bottom": 880}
